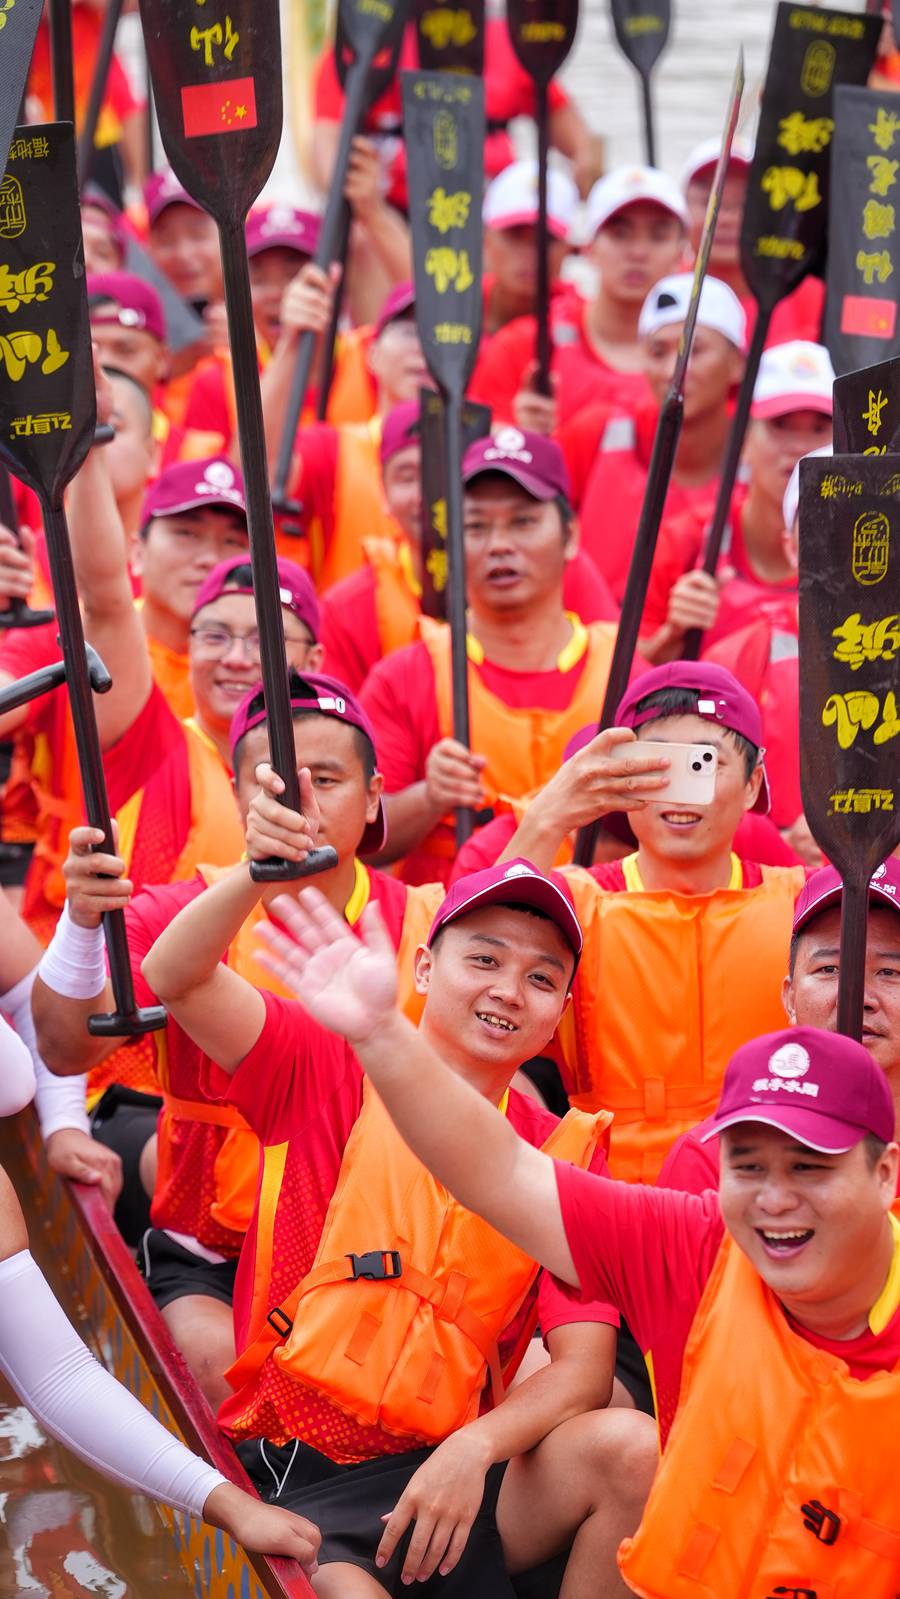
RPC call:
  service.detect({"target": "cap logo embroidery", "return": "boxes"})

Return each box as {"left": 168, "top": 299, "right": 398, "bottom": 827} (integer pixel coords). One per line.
{"left": 768, "top": 1043, "right": 810, "bottom": 1079}
{"left": 503, "top": 863, "right": 535, "bottom": 880}
{"left": 657, "top": 291, "right": 679, "bottom": 310}
{"left": 872, "top": 863, "right": 887, "bottom": 881}
{"left": 318, "top": 696, "right": 346, "bottom": 714}
{"left": 494, "top": 427, "right": 527, "bottom": 453}
{"left": 203, "top": 462, "right": 236, "bottom": 489}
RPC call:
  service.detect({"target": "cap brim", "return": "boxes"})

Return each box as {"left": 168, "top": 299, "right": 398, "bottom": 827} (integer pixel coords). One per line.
{"left": 247, "top": 234, "right": 315, "bottom": 258}
{"left": 751, "top": 393, "right": 833, "bottom": 421}
{"left": 593, "top": 196, "right": 687, "bottom": 235}
{"left": 793, "top": 876, "right": 900, "bottom": 934}
{"left": 684, "top": 153, "right": 752, "bottom": 189}
{"left": 463, "top": 461, "right": 557, "bottom": 502}
{"left": 146, "top": 493, "right": 247, "bottom": 525}
{"left": 486, "top": 208, "right": 569, "bottom": 240}
{"left": 431, "top": 875, "right": 582, "bottom": 961}
{"left": 700, "top": 1107, "right": 859, "bottom": 1154}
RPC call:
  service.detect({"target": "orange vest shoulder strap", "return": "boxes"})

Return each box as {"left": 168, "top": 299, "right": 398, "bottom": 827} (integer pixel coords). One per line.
{"left": 365, "top": 537, "right": 421, "bottom": 658}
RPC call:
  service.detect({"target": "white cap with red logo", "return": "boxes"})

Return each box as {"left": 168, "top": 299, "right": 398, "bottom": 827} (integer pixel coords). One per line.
{"left": 751, "top": 340, "right": 835, "bottom": 421}
{"left": 483, "top": 159, "right": 579, "bottom": 241}
{"left": 680, "top": 134, "right": 754, "bottom": 192}
{"left": 584, "top": 165, "right": 689, "bottom": 238}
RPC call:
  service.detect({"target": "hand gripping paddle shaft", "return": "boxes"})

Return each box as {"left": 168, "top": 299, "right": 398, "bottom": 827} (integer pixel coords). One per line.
{"left": 573, "top": 53, "right": 744, "bottom": 867}
{"left": 138, "top": 0, "right": 337, "bottom": 881}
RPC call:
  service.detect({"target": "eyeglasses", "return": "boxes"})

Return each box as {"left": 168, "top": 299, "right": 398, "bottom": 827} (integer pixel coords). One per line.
{"left": 189, "top": 624, "right": 314, "bottom": 659}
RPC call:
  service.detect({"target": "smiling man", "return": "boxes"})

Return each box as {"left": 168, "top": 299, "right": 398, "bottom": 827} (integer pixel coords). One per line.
{"left": 248, "top": 899, "right": 900, "bottom": 1595}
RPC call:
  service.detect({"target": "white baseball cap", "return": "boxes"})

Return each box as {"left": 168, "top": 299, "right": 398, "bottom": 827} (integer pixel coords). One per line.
{"left": 638, "top": 272, "right": 747, "bottom": 350}
{"left": 782, "top": 443, "right": 832, "bottom": 532}
{"left": 680, "top": 134, "right": 754, "bottom": 192}
{"left": 483, "top": 158, "right": 579, "bottom": 241}
{"left": 751, "top": 341, "right": 835, "bottom": 421}
{"left": 584, "top": 165, "right": 689, "bottom": 238}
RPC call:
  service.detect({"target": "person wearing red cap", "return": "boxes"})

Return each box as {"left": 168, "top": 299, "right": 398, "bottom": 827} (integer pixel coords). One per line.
{"left": 661, "top": 859, "right": 900, "bottom": 1197}
{"left": 469, "top": 165, "right": 689, "bottom": 434}
{"left": 262, "top": 280, "right": 432, "bottom": 587}
{"left": 639, "top": 341, "right": 833, "bottom": 666}
{"left": 504, "top": 661, "right": 806, "bottom": 1183}
{"left": 88, "top": 272, "right": 168, "bottom": 398}
{"left": 681, "top": 136, "right": 826, "bottom": 350}
{"left": 141, "top": 854, "right": 653, "bottom": 1598}
{"left": 360, "top": 428, "right": 621, "bottom": 886}
{"left": 559, "top": 271, "right": 746, "bottom": 602}
{"left": 258, "top": 917, "right": 900, "bottom": 1592}
{"left": 81, "top": 188, "right": 128, "bottom": 276}
{"left": 143, "top": 168, "right": 223, "bottom": 317}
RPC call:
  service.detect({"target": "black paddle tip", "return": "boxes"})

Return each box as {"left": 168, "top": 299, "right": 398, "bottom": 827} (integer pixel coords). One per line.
{"left": 249, "top": 846, "right": 340, "bottom": 884}
{"left": 87, "top": 1005, "right": 169, "bottom": 1038}
{"left": 0, "top": 606, "right": 55, "bottom": 630}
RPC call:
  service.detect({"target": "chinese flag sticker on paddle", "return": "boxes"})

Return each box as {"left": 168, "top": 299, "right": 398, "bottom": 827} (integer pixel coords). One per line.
{"left": 840, "top": 295, "right": 897, "bottom": 341}
{"left": 181, "top": 77, "right": 258, "bottom": 138}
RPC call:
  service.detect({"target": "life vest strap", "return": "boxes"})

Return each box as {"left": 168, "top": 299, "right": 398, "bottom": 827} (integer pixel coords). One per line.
{"left": 161, "top": 1091, "right": 248, "bottom": 1130}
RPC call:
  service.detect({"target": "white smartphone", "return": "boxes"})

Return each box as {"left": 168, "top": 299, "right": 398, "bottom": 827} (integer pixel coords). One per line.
{"left": 636, "top": 741, "right": 719, "bottom": 808}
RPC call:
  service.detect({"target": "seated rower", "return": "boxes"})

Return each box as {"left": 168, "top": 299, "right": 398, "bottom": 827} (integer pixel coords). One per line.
{"left": 142, "top": 860, "right": 657, "bottom": 1598}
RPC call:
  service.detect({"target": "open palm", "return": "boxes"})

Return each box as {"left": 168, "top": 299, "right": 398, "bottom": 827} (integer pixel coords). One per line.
{"left": 255, "top": 888, "right": 398, "bottom": 1044}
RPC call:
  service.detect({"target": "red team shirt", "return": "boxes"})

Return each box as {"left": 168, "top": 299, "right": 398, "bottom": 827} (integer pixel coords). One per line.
{"left": 208, "top": 989, "right": 617, "bottom": 1456}
{"left": 555, "top": 1164, "right": 900, "bottom": 1446}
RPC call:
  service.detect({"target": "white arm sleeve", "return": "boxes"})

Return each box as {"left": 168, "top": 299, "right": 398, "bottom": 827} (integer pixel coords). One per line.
{"left": 0, "top": 985, "right": 36, "bottom": 1118}
{"left": 0, "top": 968, "right": 89, "bottom": 1138}
{"left": 0, "top": 1251, "right": 226, "bottom": 1517}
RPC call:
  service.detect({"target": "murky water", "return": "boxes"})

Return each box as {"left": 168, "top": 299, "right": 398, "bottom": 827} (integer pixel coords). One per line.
{"left": 0, "top": 1137, "right": 193, "bottom": 1599}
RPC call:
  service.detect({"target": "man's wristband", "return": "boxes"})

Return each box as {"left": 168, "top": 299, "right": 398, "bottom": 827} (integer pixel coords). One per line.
{"left": 38, "top": 904, "right": 108, "bottom": 1000}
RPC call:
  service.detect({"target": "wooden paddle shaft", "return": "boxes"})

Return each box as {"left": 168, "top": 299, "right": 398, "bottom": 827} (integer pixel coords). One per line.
{"left": 271, "top": 61, "right": 373, "bottom": 507}
{"left": 640, "top": 71, "right": 656, "bottom": 167}
{"left": 41, "top": 503, "right": 165, "bottom": 1037}
{"left": 316, "top": 204, "right": 352, "bottom": 422}
{"left": 572, "top": 392, "right": 685, "bottom": 866}
{"left": 534, "top": 81, "right": 552, "bottom": 398}
{"left": 48, "top": 0, "right": 75, "bottom": 124}
{"left": 77, "top": 0, "right": 125, "bottom": 184}
{"left": 837, "top": 876, "right": 869, "bottom": 1040}
{"left": 442, "top": 388, "right": 475, "bottom": 848}
{"left": 682, "top": 304, "right": 773, "bottom": 661}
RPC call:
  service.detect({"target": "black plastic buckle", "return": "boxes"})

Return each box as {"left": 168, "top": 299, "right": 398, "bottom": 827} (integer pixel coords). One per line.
{"left": 801, "top": 1499, "right": 841, "bottom": 1546}
{"left": 266, "top": 1306, "right": 293, "bottom": 1338}
{"left": 766, "top": 1589, "right": 817, "bottom": 1599}
{"left": 347, "top": 1250, "right": 402, "bottom": 1282}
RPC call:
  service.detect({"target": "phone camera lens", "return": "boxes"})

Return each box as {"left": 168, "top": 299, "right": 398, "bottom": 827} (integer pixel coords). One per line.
{"left": 691, "top": 760, "right": 701, "bottom": 772}
{"left": 702, "top": 751, "right": 713, "bottom": 763}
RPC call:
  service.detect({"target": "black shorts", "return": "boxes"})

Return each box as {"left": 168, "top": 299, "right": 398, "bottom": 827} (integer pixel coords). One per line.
{"left": 615, "top": 1319, "right": 655, "bottom": 1416}
{"left": 237, "top": 1437, "right": 565, "bottom": 1598}
{"left": 138, "top": 1227, "right": 237, "bottom": 1312}
{"left": 90, "top": 1085, "right": 162, "bottom": 1247}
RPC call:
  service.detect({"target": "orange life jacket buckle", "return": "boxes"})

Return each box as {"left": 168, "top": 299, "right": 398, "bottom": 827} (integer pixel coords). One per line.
{"left": 801, "top": 1499, "right": 840, "bottom": 1545}
{"left": 347, "top": 1250, "right": 402, "bottom": 1282}
{"left": 266, "top": 1306, "right": 293, "bottom": 1338}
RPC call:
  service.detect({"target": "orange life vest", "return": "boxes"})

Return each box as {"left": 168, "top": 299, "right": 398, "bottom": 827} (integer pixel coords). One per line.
{"left": 368, "top": 536, "right": 422, "bottom": 658}
{"left": 282, "top": 420, "right": 400, "bottom": 590}
{"left": 154, "top": 866, "right": 441, "bottom": 1237}
{"left": 326, "top": 325, "right": 378, "bottom": 424}
{"left": 227, "top": 1081, "right": 608, "bottom": 1460}
{"left": 619, "top": 1229, "right": 900, "bottom": 1598}
{"left": 405, "top": 616, "right": 618, "bottom": 880}
{"left": 562, "top": 859, "right": 806, "bottom": 1182}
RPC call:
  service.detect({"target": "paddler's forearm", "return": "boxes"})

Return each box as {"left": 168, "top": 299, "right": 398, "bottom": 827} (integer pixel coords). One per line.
{"left": 141, "top": 863, "right": 263, "bottom": 1003}
{"left": 355, "top": 1011, "right": 578, "bottom": 1284}
{"left": 498, "top": 792, "right": 570, "bottom": 874}
{"left": 454, "top": 1322, "right": 614, "bottom": 1469}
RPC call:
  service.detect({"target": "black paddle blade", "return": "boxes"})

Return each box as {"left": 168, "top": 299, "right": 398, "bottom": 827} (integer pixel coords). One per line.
{"left": 335, "top": 0, "right": 409, "bottom": 95}
{"left": 419, "top": 389, "right": 490, "bottom": 620}
{"left": 138, "top": 0, "right": 282, "bottom": 225}
{"left": 741, "top": 4, "right": 881, "bottom": 313}
{"left": 0, "top": 1, "right": 43, "bottom": 176}
{"left": 507, "top": 0, "right": 579, "bottom": 85}
{"left": 824, "top": 84, "right": 900, "bottom": 376}
{"left": 833, "top": 356, "right": 900, "bottom": 454}
{"left": 401, "top": 69, "right": 485, "bottom": 397}
{"left": 798, "top": 451, "right": 900, "bottom": 878}
{"left": 0, "top": 123, "right": 96, "bottom": 507}
{"left": 608, "top": 0, "right": 669, "bottom": 78}
{"left": 416, "top": 0, "right": 484, "bottom": 75}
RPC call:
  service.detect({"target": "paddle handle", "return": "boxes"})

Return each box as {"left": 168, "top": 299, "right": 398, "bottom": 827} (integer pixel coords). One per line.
{"left": 682, "top": 304, "right": 772, "bottom": 661}
{"left": 76, "top": 0, "right": 125, "bottom": 184}
{"left": 837, "top": 873, "right": 869, "bottom": 1041}
{"left": 217, "top": 222, "right": 338, "bottom": 883}
{"left": 271, "top": 62, "right": 372, "bottom": 508}
{"left": 316, "top": 204, "right": 352, "bottom": 422}
{"left": 572, "top": 389, "right": 685, "bottom": 867}
{"left": 534, "top": 81, "right": 552, "bottom": 398}
{"left": 442, "top": 387, "right": 474, "bottom": 848}
{"left": 40, "top": 504, "right": 166, "bottom": 1038}
{"left": 0, "top": 463, "right": 54, "bottom": 631}
{"left": 48, "top": 0, "right": 75, "bottom": 124}
{"left": 640, "top": 70, "right": 656, "bottom": 168}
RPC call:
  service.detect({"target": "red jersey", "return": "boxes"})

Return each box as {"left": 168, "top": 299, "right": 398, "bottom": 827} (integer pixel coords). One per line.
{"left": 656, "top": 1114, "right": 719, "bottom": 1197}
{"left": 640, "top": 488, "right": 799, "bottom": 653}
{"left": 556, "top": 1163, "right": 900, "bottom": 1446}
{"left": 560, "top": 401, "right": 719, "bottom": 601}
{"left": 320, "top": 548, "right": 618, "bottom": 696}
{"left": 314, "top": 19, "right": 567, "bottom": 211}
{"left": 211, "top": 988, "right": 617, "bottom": 1455}
{"left": 469, "top": 296, "right": 653, "bottom": 430}
{"left": 705, "top": 613, "right": 801, "bottom": 831}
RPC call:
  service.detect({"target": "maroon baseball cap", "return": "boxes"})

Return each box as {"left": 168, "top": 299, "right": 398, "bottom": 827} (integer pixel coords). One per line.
{"left": 144, "top": 167, "right": 205, "bottom": 225}
{"left": 88, "top": 271, "right": 166, "bottom": 343}
{"left": 427, "top": 858, "right": 583, "bottom": 968}
{"left": 701, "top": 1026, "right": 895, "bottom": 1152}
{"left": 229, "top": 670, "right": 386, "bottom": 853}
{"left": 375, "top": 281, "right": 416, "bottom": 337}
{"left": 793, "top": 859, "right": 900, "bottom": 934}
{"left": 463, "top": 427, "right": 571, "bottom": 504}
{"left": 380, "top": 400, "right": 421, "bottom": 466}
{"left": 615, "top": 660, "right": 770, "bottom": 815}
{"left": 140, "top": 458, "right": 247, "bottom": 532}
{"left": 192, "top": 555, "right": 320, "bottom": 639}
{"left": 246, "top": 204, "right": 321, "bottom": 259}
